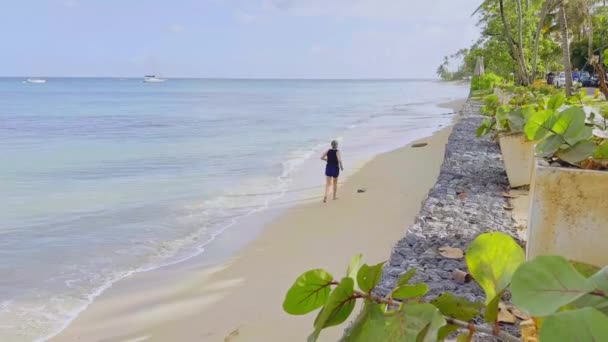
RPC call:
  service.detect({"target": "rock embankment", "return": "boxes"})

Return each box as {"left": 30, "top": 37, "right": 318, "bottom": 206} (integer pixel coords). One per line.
{"left": 374, "top": 100, "right": 521, "bottom": 337}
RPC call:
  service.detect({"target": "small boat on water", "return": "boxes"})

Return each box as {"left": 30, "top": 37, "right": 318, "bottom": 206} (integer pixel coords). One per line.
{"left": 26, "top": 78, "right": 47, "bottom": 84}
{"left": 143, "top": 75, "right": 166, "bottom": 83}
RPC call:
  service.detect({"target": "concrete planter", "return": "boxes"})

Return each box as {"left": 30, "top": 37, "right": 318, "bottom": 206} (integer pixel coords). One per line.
{"left": 526, "top": 160, "right": 608, "bottom": 266}
{"left": 498, "top": 133, "right": 534, "bottom": 188}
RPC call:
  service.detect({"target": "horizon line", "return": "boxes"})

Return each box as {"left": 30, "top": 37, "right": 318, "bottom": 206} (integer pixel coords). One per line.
{"left": 0, "top": 76, "right": 440, "bottom": 81}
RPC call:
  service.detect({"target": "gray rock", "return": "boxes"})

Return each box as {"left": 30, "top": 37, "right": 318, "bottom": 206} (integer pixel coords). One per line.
{"left": 368, "top": 100, "right": 520, "bottom": 340}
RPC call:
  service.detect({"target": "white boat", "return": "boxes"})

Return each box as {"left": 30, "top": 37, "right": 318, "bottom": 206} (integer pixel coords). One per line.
{"left": 26, "top": 78, "right": 47, "bottom": 84}
{"left": 143, "top": 75, "right": 166, "bottom": 83}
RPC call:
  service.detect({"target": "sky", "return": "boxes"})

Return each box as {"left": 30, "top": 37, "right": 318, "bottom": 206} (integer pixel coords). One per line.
{"left": 0, "top": 0, "right": 482, "bottom": 79}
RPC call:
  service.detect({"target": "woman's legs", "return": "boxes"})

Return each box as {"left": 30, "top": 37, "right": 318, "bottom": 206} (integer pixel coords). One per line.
{"left": 323, "top": 176, "right": 332, "bottom": 202}
{"left": 332, "top": 177, "right": 338, "bottom": 200}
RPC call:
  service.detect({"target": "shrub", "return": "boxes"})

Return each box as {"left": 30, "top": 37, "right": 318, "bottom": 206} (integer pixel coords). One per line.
{"left": 471, "top": 72, "right": 503, "bottom": 92}
{"left": 283, "top": 232, "right": 608, "bottom": 341}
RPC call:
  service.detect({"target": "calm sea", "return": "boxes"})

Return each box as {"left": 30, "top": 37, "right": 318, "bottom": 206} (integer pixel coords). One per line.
{"left": 0, "top": 78, "right": 468, "bottom": 340}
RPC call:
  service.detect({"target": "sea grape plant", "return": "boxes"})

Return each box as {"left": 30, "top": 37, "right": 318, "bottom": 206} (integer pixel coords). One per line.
{"left": 283, "top": 232, "right": 608, "bottom": 341}
{"left": 477, "top": 87, "right": 608, "bottom": 167}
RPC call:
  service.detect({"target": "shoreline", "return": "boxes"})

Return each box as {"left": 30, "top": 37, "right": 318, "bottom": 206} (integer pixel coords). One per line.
{"left": 52, "top": 99, "right": 466, "bottom": 342}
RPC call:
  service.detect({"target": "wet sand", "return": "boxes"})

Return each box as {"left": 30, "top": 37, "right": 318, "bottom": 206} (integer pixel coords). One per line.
{"left": 53, "top": 99, "right": 466, "bottom": 342}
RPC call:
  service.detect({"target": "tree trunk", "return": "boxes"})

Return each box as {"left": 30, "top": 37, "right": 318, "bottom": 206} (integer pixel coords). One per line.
{"left": 516, "top": 0, "right": 529, "bottom": 79}
{"left": 587, "top": 3, "right": 594, "bottom": 63}
{"left": 499, "top": 0, "right": 529, "bottom": 85}
{"left": 530, "top": 0, "right": 560, "bottom": 82}
{"left": 531, "top": 1, "right": 552, "bottom": 83}
{"left": 594, "top": 63, "right": 608, "bottom": 100}
{"left": 559, "top": 2, "right": 574, "bottom": 96}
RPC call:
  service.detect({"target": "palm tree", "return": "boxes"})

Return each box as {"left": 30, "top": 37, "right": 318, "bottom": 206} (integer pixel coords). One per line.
{"left": 531, "top": 0, "right": 560, "bottom": 82}
{"left": 474, "top": 0, "right": 530, "bottom": 85}
{"left": 558, "top": 1, "right": 574, "bottom": 96}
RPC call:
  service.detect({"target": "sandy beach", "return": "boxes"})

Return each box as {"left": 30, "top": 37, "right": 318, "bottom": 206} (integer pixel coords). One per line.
{"left": 53, "top": 99, "right": 466, "bottom": 342}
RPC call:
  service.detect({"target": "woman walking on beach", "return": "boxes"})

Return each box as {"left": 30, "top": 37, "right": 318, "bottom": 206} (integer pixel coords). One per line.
{"left": 321, "top": 140, "right": 344, "bottom": 203}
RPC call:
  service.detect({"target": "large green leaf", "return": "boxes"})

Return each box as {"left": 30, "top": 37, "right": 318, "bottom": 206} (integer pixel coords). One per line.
{"left": 347, "top": 254, "right": 362, "bottom": 290}
{"left": 556, "top": 140, "right": 596, "bottom": 164}
{"left": 594, "top": 141, "right": 608, "bottom": 159}
{"left": 396, "top": 268, "right": 416, "bottom": 287}
{"left": 535, "top": 134, "right": 563, "bottom": 158}
{"left": 539, "top": 308, "right": 608, "bottom": 341}
{"left": 525, "top": 109, "right": 556, "bottom": 141}
{"left": 283, "top": 269, "right": 334, "bottom": 315}
{"left": 391, "top": 284, "right": 428, "bottom": 300}
{"left": 572, "top": 267, "right": 608, "bottom": 314}
{"left": 431, "top": 293, "right": 483, "bottom": 321}
{"left": 341, "top": 303, "right": 446, "bottom": 342}
{"left": 357, "top": 262, "right": 384, "bottom": 293}
{"left": 431, "top": 293, "right": 483, "bottom": 339}
{"left": 408, "top": 304, "right": 447, "bottom": 342}
{"left": 511, "top": 255, "right": 594, "bottom": 317}
{"left": 547, "top": 93, "right": 565, "bottom": 111}
{"left": 506, "top": 109, "right": 526, "bottom": 133}
{"left": 465, "top": 232, "right": 525, "bottom": 305}
{"left": 340, "top": 301, "right": 386, "bottom": 342}
{"left": 477, "top": 118, "right": 495, "bottom": 137}
{"left": 309, "top": 277, "right": 356, "bottom": 341}
{"left": 552, "top": 107, "right": 588, "bottom": 145}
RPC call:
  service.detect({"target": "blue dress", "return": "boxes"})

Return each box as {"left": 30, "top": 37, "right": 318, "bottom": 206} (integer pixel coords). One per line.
{"left": 325, "top": 149, "right": 340, "bottom": 178}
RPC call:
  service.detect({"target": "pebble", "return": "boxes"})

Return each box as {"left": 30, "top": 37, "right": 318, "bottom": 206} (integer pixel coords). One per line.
{"left": 368, "top": 100, "right": 521, "bottom": 340}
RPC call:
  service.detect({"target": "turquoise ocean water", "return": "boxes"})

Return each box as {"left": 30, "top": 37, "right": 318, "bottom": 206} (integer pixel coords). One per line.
{"left": 0, "top": 78, "right": 468, "bottom": 340}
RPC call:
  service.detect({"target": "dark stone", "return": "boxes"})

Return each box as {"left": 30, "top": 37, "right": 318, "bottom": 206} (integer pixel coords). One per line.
{"left": 367, "top": 100, "right": 520, "bottom": 340}
{"left": 412, "top": 142, "right": 428, "bottom": 148}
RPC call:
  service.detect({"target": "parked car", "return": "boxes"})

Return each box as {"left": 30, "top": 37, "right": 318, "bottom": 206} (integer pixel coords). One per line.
{"left": 554, "top": 72, "right": 566, "bottom": 87}
{"left": 547, "top": 72, "right": 555, "bottom": 85}
{"left": 590, "top": 74, "right": 600, "bottom": 87}
{"left": 580, "top": 71, "right": 592, "bottom": 87}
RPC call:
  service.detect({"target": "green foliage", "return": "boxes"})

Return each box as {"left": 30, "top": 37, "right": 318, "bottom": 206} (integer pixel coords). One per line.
{"left": 540, "top": 308, "right": 608, "bottom": 341}
{"left": 525, "top": 109, "right": 557, "bottom": 141}
{"left": 283, "top": 269, "right": 334, "bottom": 315}
{"left": 471, "top": 72, "right": 503, "bottom": 91}
{"left": 465, "top": 232, "right": 524, "bottom": 306}
{"left": 347, "top": 254, "right": 362, "bottom": 279}
{"left": 431, "top": 293, "right": 482, "bottom": 339}
{"left": 594, "top": 142, "right": 608, "bottom": 159}
{"left": 286, "top": 236, "right": 608, "bottom": 342}
{"left": 309, "top": 277, "right": 356, "bottom": 341}
{"left": 357, "top": 262, "right": 384, "bottom": 293}
{"left": 396, "top": 268, "right": 416, "bottom": 287}
{"left": 572, "top": 267, "right": 608, "bottom": 314}
{"left": 391, "top": 284, "right": 428, "bottom": 300}
{"left": 546, "top": 92, "right": 565, "bottom": 111}
{"left": 556, "top": 140, "right": 597, "bottom": 164}
{"left": 531, "top": 106, "right": 598, "bottom": 164}
{"left": 511, "top": 255, "right": 594, "bottom": 317}
{"left": 342, "top": 302, "right": 446, "bottom": 342}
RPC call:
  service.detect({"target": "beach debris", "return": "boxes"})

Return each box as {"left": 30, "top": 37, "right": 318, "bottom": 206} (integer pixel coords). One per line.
{"left": 520, "top": 319, "right": 539, "bottom": 342}
{"left": 411, "top": 142, "right": 428, "bottom": 148}
{"left": 457, "top": 191, "right": 467, "bottom": 200}
{"left": 508, "top": 304, "right": 531, "bottom": 320}
{"left": 438, "top": 246, "right": 464, "bottom": 259}
{"left": 452, "top": 269, "right": 472, "bottom": 284}
{"left": 501, "top": 192, "right": 517, "bottom": 199}
{"left": 498, "top": 302, "right": 517, "bottom": 324}
{"left": 357, "top": 188, "right": 366, "bottom": 193}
